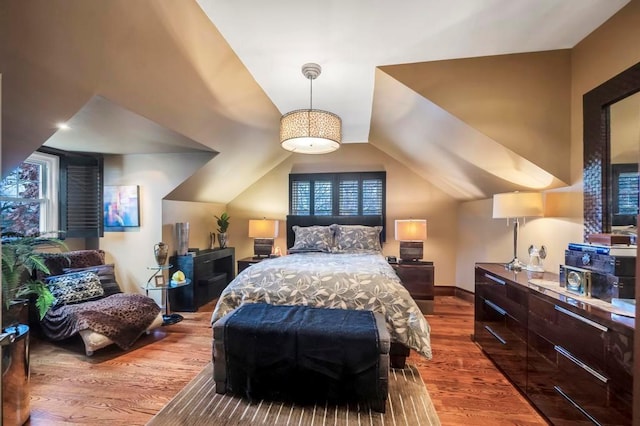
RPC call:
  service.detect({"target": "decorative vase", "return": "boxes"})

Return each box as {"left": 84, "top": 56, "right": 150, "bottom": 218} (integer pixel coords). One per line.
{"left": 218, "top": 232, "right": 228, "bottom": 249}
{"left": 175, "top": 222, "right": 190, "bottom": 256}
{"left": 209, "top": 232, "right": 216, "bottom": 250}
{"left": 154, "top": 242, "right": 169, "bottom": 266}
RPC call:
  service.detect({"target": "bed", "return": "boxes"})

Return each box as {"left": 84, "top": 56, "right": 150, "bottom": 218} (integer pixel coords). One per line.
{"left": 211, "top": 216, "right": 432, "bottom": 364}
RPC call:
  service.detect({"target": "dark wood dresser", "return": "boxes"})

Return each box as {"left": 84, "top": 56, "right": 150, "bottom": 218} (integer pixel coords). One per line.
{"left": 474, "top": 263, "right": 634, "bottom": 425}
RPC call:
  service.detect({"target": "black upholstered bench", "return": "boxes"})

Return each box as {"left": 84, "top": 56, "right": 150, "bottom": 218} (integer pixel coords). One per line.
{"left": 212, "top": 304, "right": 390, "bottom": 412}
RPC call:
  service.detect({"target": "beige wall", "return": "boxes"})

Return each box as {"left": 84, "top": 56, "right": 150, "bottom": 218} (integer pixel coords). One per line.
{"left": 101, "top": 152, "right": 213, "bottom": 302}
{"left": 227, "top": 143, "right": 459, "bottom": 285}
{"left": 456, "top": 1, "right": 640, "bottom": 292}
{"left": 382, "top": 50, "right": 572, "bottom": 185}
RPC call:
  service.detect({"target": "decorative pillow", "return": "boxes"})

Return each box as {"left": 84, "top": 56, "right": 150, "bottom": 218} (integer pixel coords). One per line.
{"left": 63, "top": 264, "right": 121, "bottom": 297}
{"left": 289, "top": 225, "right": 334, "bottom": 253}
{"left": 40, "top": 250, "right": 106, "bottom": 278}
{"left": 46, "top": 271, "right": 105, "bottom": 307}
{"left": 330, "top": 224, "right": 383, "bottom": 253}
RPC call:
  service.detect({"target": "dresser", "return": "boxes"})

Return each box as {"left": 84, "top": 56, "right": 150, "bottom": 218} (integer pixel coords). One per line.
{"left": 474, "top": 263, "right": 633, "bottom": 425}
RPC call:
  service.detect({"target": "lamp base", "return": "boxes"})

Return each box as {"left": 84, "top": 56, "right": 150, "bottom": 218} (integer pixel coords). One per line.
{"left": 505, "top": 257, "right": 526, "bottom": 272}
{"left": 253, "top": 238, "right": 274, "bottom": 258}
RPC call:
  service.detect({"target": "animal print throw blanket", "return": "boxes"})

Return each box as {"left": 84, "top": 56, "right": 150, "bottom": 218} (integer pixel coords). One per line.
{"left": 42, "top": 294, "right": 161, "bottom": 350}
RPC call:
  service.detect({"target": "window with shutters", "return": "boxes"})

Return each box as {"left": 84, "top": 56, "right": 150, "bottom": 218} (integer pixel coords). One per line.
{"left": 289, "top": 172, "right": 385, "bottom": 218}
{"left": 1, "top": 149, "right": 103, "bottom": 238}
{"left": 0, "top": 152, "right": 59, "bottom": 235}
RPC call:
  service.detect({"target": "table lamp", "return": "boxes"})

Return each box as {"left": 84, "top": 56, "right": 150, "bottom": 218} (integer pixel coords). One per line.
{"left": 492, "top": 191, "right": 544, "bottom": 271}
{"left": 248, "top": 218, "right": 279, "bottom": 258}
{"left": 395, "top": 219, "right": 427, "bottom": 262}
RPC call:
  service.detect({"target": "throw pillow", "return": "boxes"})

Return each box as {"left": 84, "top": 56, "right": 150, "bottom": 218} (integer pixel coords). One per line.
{"left": 330, "top": 224, "right": 382, "bottom": 253}
{"left": 289, "top": 225, "right": 334, "bottom": 253}
{"left": 63, "top": 264, "right": 121, "bottom": 296}
{"left": 47, "top": 270, "right": 105, "bottom": 307}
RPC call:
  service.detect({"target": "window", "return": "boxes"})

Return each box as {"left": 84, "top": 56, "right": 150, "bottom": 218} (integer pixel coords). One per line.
{"left": 1, "top": 149, "right": 104, "bottom": 238}
{"left": 0, "top": 152, "right": 59, "bottom": 235}
{"left": 289, "top": 172, "right": 385, "bottom": 217}
{"left": 611, "top": 163, "right": 639, "bottom": 226}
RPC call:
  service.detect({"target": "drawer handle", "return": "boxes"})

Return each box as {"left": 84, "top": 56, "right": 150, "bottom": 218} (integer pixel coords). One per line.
{"left": 484, "top": 325, "right": 506, "bottom": 345}
{"left": 554, "top": 386, "right": 603, "bottom": 426}
{"left": 484, "top": 274, "right": 506, "bottom": 285}
{"left": 554, "top": 345, "right": 608, "bottom": 383}
{"left": 484, "top": 300, "right": 507, "bottom": 316}
{"left": 554, "top": 305, "right": 608, "bottom": 332}
{"left": 200, "top": 259, "right": 214, "bottom": 265}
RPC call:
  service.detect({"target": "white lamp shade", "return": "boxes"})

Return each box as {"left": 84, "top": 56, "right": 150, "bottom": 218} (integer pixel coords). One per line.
{"left": 248, "top": 219, "right": 279, "bottom": 238}
{"left": 394, "top": 219, "right": 427, "bottom": 241}
{"left": 492, "top": 192, "right": 544, "bottom": 219}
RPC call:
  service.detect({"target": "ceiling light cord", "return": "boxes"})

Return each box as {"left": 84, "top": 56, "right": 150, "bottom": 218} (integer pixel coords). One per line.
{"left": 308, "top": 75, "right": 313, "bottom": 139}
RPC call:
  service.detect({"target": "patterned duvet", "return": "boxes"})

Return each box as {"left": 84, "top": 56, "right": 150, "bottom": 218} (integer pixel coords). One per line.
{"left": 211, "top": 252, "right": 432, "bottom": 359}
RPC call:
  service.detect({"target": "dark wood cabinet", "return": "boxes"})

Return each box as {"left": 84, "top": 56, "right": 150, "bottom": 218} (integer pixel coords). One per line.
{"left": 169, "top": 248, "right": 235, "bottom": 312}
{"left": 237, "top": 257, "right": 264, "bottom": 274}
{"left": 392, "top": 261, "right": 434, "bottom": 314}
{"left": 474, "top": 263, "right": 633, "bottom": 425}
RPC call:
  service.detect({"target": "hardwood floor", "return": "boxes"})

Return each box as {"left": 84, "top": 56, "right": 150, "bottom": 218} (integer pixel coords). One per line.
{"left": 27, "top": 297, "right": 547, "bottom": 425}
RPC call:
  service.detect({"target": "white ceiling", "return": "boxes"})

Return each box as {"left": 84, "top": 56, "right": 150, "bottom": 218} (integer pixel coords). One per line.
{"left": 197, "top": 0, "right": 629, "bottom": 143}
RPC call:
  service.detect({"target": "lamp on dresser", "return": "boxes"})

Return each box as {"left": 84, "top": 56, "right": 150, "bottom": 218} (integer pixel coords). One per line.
{"left": 492, "top": 191, "right": 544, "bottom": 271}
{"left": 248, "top": 218, "right": 279, "bottom": 258}
{"left": 395, "top": 219, "right": 427, "bottom": 262}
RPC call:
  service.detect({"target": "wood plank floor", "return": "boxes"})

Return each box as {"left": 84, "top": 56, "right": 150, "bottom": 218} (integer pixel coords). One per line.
{"left": 26, "top": 296, "right": 547, "bottom": 425}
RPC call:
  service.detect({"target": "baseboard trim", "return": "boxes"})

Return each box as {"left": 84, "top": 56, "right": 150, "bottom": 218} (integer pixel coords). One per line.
{"left": 435, "top": 286, "right": 474, "bottom": 303}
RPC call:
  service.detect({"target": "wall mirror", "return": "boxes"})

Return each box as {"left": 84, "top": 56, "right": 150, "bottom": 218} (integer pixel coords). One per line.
{"left": 583, "top": 62, "right": 640, "bottom": 238}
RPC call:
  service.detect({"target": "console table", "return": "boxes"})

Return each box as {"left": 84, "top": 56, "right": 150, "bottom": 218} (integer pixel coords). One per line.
{"left": 169, "top": 248, "right": 235, "bottom": 311}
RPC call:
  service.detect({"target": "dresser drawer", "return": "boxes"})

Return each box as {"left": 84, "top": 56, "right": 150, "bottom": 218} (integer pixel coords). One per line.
{"left": 528, "top": 293, "right": 607, "bottom": 372}
{"left": 475, "top": 297, "right": 527, "bottom": 391}
{"left": 476, "top": 271, "right": 527, "bottom": 323}
{"left": 527, "top": 331, "right": 597, "bottom": 425}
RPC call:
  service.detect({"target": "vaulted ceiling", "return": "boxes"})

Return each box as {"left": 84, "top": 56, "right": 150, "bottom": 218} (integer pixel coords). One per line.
{"left": 0, "top": 0, "right": 630, "bottom": 202}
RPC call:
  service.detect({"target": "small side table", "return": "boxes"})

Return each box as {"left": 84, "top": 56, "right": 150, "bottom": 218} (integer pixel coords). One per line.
{"left": 237, "top": 256, "right": 268, "bottom": 274}
{"left": 142, "top": 279, "right": 191, "bottom": 325}
{"left": 391, "top": 260, "right": 434, "bottom": 315}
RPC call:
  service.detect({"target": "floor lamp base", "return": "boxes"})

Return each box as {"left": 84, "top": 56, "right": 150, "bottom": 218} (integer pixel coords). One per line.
{"left": 505, "top": 258, "right": 526, "bottom": 272}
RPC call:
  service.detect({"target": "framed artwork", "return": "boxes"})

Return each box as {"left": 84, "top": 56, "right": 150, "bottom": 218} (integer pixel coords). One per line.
{"left": 154, "top": 275, "right": 165, "bottom": 287}
{"left": 104, "top": 185, "right": 140, "bottom": 230}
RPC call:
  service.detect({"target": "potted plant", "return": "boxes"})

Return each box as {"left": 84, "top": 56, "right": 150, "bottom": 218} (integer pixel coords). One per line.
{"left": 215, "top": 213, "right": 230, "bottom": 248}
{"left": 1, "top": 232, "right": 67, "bottom": 323}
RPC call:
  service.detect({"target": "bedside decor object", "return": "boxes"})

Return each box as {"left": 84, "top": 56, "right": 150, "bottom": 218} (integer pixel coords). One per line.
{"left": 526, "top": 244, "right": 546, "bottom": 279}
{"left": 492, "top": 192, "right": 543, "bottom": 271}
{"left": 215, "top": 213, "right": 230, "bottom": 248}
{"left": 175, "top": 223, "right": 190, "bottom": 256}
{"left": 248, "top": 218, "right": 279, "bottom": 258}
{"left": 394, "top": 219, "right": 427, "bottom": 262}
{"left": 154, "top": 242, "right": 169, "bottom": 266}
{"left": 280, "top": 63, "right": 342, "bottom": 154}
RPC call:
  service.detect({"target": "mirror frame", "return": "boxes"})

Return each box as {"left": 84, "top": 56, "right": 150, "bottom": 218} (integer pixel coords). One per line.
{"left": 583, "top": 62, "right": 640, "bottom": 238}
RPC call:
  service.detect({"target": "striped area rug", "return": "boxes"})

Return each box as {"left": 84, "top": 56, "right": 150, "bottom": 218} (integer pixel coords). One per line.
{"left": 148, "top": 363, "right": 440, "bottom": 426}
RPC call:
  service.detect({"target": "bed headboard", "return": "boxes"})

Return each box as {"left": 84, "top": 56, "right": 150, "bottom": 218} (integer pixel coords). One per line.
{"left": 286, "top": 215, "right": 385, "bottom": 249}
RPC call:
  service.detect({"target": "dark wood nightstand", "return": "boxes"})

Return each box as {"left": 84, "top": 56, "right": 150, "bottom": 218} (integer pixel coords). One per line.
{"left": 391, "top": 261, "right": 434, "bottom": 315}
{"left": 237, "top": 257, "right": 266, "bottom": 274}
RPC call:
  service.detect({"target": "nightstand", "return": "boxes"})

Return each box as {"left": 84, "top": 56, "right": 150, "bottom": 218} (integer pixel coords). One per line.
{"left": 237, "top": 257, "right": 266, "bottom": 274}
{"left": 391, "top": 261, "right": 434, "bottom": 315}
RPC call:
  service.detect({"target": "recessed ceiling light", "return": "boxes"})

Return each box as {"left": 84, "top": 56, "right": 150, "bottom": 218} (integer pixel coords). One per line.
{"left": 56, "top": 122, "right": 70, "bottom": 130}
